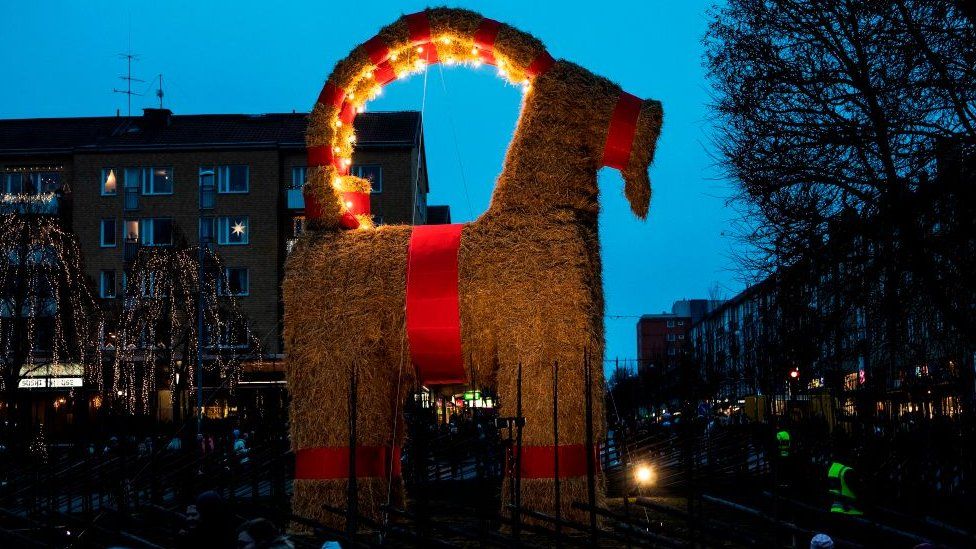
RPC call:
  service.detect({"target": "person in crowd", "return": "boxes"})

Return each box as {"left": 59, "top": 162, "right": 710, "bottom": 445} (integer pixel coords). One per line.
{"left": 810, "top": 533, "right": 834, "bottom": 549}
{"left": 177, "top": 490, "right": 235, "bottom": 548}
{"left": 237, "top": 518, "right": 293, "bottom": 549}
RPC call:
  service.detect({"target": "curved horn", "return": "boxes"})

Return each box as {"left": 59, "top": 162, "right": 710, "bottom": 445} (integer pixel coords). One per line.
{"left": 304, "top": 8, "right": 555, "bottom": 230}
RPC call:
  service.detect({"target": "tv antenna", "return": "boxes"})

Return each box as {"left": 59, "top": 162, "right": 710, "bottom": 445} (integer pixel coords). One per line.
{"left": 113, "top": 50, "right": 144, "bottom": 116}
{"left": 155, "top": 74, "right": 164, "bottom": 108}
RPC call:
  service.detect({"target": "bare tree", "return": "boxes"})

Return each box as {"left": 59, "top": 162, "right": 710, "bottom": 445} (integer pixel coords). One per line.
{"left": 705, "top": 0, "right": 976, "bottom": 407}
{"left": 110, "top": 235, "right": 261, "bottom": 420}
{"left": 0, "top": 201, "right": 101, "bottom": 436}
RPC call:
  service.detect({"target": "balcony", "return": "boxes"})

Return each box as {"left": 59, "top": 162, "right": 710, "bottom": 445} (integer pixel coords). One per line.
{"left": 286, "top": 187, "right": 304, "bottom": 209}
{"left": 124, "top": 187, "right": 139, "bottom": 211}
{"left": 123, "top": 237, "right": 140, "bottom": 263}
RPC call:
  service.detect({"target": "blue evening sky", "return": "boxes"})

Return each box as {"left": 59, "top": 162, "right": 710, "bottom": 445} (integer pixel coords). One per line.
{"left": 0, "top": 0, "right": 744, "bottom": 372}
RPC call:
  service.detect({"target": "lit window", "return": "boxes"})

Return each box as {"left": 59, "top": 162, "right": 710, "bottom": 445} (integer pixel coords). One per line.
{"left": 217, "top": 165, "right": 249, "bottom": 193}
{"left": 291, "top": 166, "right": 307, "bottom": 188}
{"left": 100, "top": 270, "right": 117, "bottom": 299}
{"left": 220, "top": 267, "right": 249, "bottom": 296}
{"left": 139, "top": 218, "right": 174, "bottom": 246}
{"left": 217, "top": 216, "right": 249, "bottom": 245}
{"left": 101, "top": 168, "right": 118, "bottom": 196}
{"left": 142, "top": 167, "right": 174, "bottom": 195}
{"left": 352, "top": 165, "right": 382, "bottom": 193}
{"left": 100, "top": 219, "right": 117, "bottom": 247}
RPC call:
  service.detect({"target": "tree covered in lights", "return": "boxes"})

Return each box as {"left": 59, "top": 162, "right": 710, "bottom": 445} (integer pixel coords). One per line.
{"left": 110, "top": 234, "right": 261, "bottom": 420}
{"left": 0, "top": 201, "right": 102, "bottom": 435}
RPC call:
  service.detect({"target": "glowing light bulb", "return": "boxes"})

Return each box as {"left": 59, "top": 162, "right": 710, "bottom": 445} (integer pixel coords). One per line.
{"left": 471, "top": 46, "right": 479, "bottom": 55}
{"left": 333, "top": 146, "right": 341, "bottom": 153}
{"left": 356, "top": 106, "right": 365, "bottom": 113}
{"left": 347, "top": 93, "right": 354, "bottom": 100}
{"left": 635, "top": 464, "right": 655, "bottom": 485}
{"left": 440, "top": 36, "right": 451, "bottom": 45}
{"left": 343, "top": 158, "right": 352, "bottom": 166}
{"left": 416, "top": 45, "right": 424, "bottom": 53}
{"left": 390, "top": 53, "right": 399, "bottom": 61}
{"left": 334, "top": 120, "right": 343, "bottom": 128}
{"left": 345, "top": 201, "right": 354, "bottom": 208}
{"left": 333, "top": 176, "right": 343, "bottom": 187}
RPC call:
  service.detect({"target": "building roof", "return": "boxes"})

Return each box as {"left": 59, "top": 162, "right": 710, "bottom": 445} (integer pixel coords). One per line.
{"left": 0, "top": 110, "right": 422, "bottom": 156}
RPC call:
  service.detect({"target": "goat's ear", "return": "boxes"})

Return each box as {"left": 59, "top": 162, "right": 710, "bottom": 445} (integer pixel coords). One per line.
{"left": 622, "top": 99, "right": 663, "bottom": 220}
{"left": 623, "top": 166, "right": 651, "bottom": 219}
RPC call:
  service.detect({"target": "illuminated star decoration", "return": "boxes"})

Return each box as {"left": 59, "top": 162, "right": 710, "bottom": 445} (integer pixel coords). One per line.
{"left": 232, "top": 221, "right": 246, "bottom": 237}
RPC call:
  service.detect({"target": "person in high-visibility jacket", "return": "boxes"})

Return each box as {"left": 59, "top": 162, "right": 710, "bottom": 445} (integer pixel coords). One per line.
{"left": 776, "top": 430, "right": 791, "bottom": 458}
{"left": 827, "top": 462, "right": 863, "bottom": 515}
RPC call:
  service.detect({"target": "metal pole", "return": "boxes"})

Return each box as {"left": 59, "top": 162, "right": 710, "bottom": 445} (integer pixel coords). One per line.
{"left": 513, "top": 361, "right": 524, "bottom": 542}
{"left": 553, "top": 359, "right": 561, "bottom": 538}
{"left": 347, "top": 361, "right": 358, "bottom": 537}
{"left": 583, "top": 348, "right": 598, "bottom": 544}
{"left": 196, "top": 241, "right": 204, "bottom": 437}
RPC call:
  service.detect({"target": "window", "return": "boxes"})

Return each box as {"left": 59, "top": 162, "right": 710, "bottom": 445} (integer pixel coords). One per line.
{"left": 666, "top": 320, "right": 675, "bottom": 328}
{"left": 100, "top": 219, "right": 117, "bottom": 247}
{"left": 4, "top": 173, "right": 23, "bottom": 194}
{"left": 199, "top": 169, "right": 216, "bottom": 209}
{"left": 352, "top": 165, "right": 382, "bottom": 193}
{"left": 123, "top": 168, "right": 141, "bottom": 210}
{"left": 3, "top": 172, "right": 62, "bottom": 194}
{"left": 217, "top": 216, "right": 249, "bottom": 245}
{"left": 199, "top": 217, "right": 216, "bottom": 242}
{"left": 217, "top": 165, "right": 249, "bottom": 193}
{"left": 666, "top": 333, "right": 676, "bottom": 342}
{"left": 220, "top": 267, "right": 249, "bottom": 296}
{"left": 204, "top": 317, "right": 250, "bottom": 349}
{"left": 142, "top": 167, "right": 174, "bottom": 195}
{"left": 101, "top": 168, "right": 118, "bottom": 196}
{"left": 100, "top": 271, "right": 117, "bottom": 299}
{"left": 668, "top": 348, "right": 677, "bottom": 356}
{"left": 291, "top": 166, "right": 307, "bottom": 189}
{"left": 139, "top": 218, "right": 174, "bottom": 246}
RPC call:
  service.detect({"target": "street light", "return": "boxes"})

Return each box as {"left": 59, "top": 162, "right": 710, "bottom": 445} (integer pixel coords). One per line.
{"left": 634, "top": 463, "right": 655, "bottom": 486}
{"left": 789, "top": 368, "right": 800, "bottom": 380}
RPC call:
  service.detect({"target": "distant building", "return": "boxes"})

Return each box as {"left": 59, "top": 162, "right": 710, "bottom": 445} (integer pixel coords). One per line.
{"left": 0, "top": 108, "right": 442, "bottom": 427}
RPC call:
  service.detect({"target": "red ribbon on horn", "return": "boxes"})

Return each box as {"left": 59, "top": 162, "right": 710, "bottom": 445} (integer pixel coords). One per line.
{"left": 603, "top": 92, "right": 642, "bottom": 170}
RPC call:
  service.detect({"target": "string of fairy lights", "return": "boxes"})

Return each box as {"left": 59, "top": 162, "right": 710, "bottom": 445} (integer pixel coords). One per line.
{"left": 112, "top": 245, "right": 262, "bottom": 413}
{"left": 319, "top": 31, "right": 535, "bottom": 229}
{"left": 0, "top": 204, "right": 101, "bottom": 395}
{"left": 1, "top": 195, "right": 261, "bottom": 414}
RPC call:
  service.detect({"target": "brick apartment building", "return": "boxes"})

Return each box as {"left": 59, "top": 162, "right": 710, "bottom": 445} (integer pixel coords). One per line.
{"left": 0, "top": 108, "right": 439, "bottom": 427}
{"left": 636, "top": 300, "right": 720, "bottom": 411}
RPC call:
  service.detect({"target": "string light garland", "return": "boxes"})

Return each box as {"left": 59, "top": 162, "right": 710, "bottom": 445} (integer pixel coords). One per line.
{"left": 113, "top": 244, "right": 263, "bottom": 414}
{"left": 304, "top": 8, "right": 555, "bottom": 230}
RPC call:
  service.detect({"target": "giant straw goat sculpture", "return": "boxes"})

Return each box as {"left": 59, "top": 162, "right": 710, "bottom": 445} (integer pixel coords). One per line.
{"left": 284, "top": 7, "right": 663, "bottom": 527}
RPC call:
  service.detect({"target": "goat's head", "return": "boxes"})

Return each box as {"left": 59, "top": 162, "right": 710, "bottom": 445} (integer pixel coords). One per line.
{"left": 525, "top": 60, "right": 663, "bottom": 220}
{"left": 304, "top": 8, "right": 663, "bottom": 228}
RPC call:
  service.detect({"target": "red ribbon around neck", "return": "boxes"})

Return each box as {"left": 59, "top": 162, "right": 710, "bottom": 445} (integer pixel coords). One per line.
{"left": 509, "top": 444, "right": 598, "bottom": 479}
{"left": 602, "top": 92, "right": 642, "bottom": 170}
{"left": 295, "top": 445, "right": 402, "bottom": 479}
{"left": 406, "top": 223, "right": 465, "bottom": 385}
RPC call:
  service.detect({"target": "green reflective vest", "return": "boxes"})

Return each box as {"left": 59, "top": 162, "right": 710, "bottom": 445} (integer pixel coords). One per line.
{"left": 776, "top": 430, "right": 791, "bottom": 457}
{"left": 827, "top": 462, "right": 863, "bottom": 515}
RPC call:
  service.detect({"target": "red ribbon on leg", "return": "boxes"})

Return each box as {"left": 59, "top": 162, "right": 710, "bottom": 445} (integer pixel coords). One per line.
{"left": 508, "top": 444, "right": 599, "bottom": 479}
{"left": 295, "top": 445, "right": 402, "bottom": 479}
